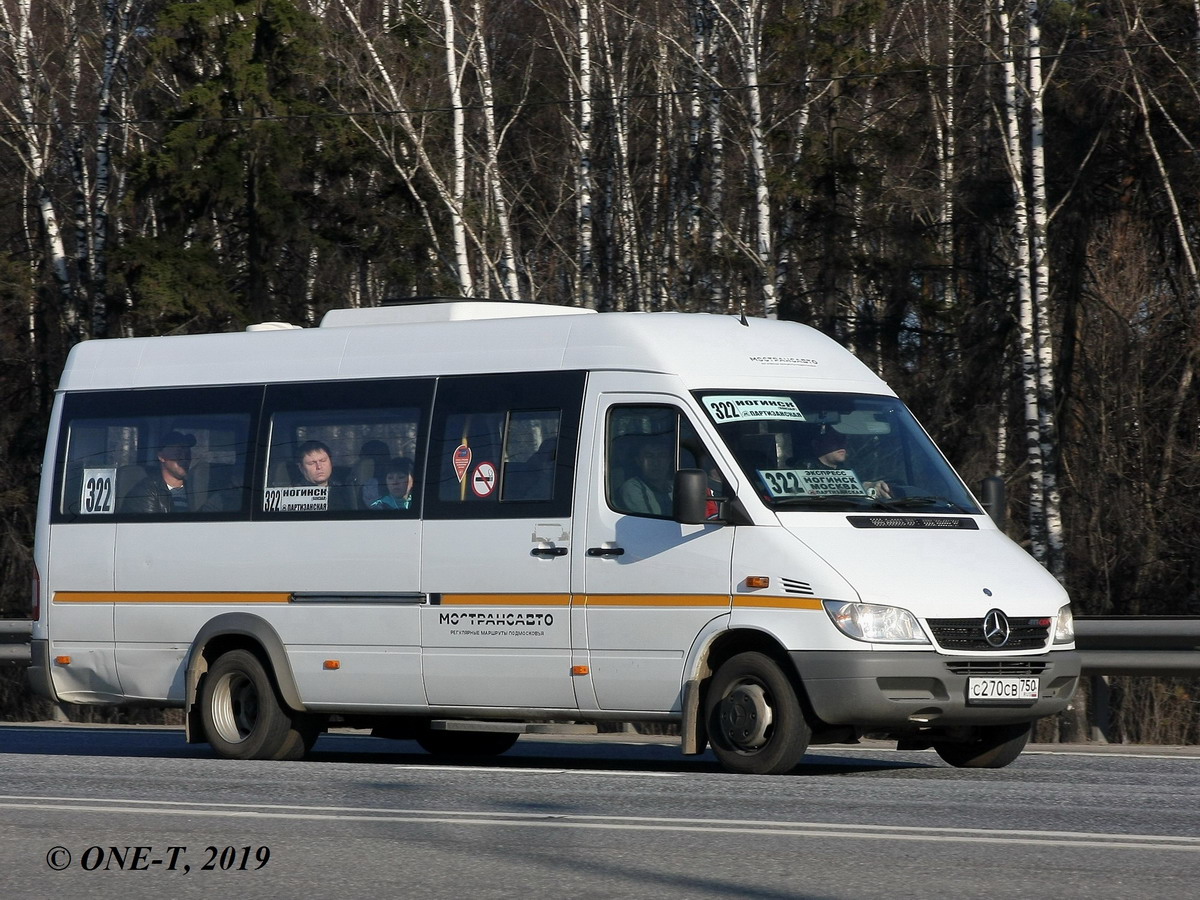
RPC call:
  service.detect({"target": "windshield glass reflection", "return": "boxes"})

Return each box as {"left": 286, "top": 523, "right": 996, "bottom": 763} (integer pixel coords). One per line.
{"left": 695, "top": 391, "right": 980, "bottom": 514}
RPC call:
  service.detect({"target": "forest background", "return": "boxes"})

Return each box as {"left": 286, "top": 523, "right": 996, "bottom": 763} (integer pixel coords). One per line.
{"left": 2, "top": 0, "right": 1199, "bottom": 743}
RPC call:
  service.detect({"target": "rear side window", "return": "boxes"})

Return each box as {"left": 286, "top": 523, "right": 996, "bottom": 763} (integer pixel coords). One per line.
{"left": 54, "top": 386, "right": 261, "bottom": 521}
{"left": 259, "top": 379, "right": 434, "bottom": 517}
{"left": 424, "top": 372, "right": 585, "bottom": 519}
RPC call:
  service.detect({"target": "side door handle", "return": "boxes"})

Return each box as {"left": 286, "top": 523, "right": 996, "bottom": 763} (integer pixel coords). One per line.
{"left": 530, "top": 546, "right": 569, "bottom": 558}
{"left": 586, "top": 546, "right": 626, "bottom": 557}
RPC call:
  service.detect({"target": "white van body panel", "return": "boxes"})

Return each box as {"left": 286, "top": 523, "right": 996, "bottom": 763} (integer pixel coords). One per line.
{"left": 53, "top": 310, "right": 891, "bottom": 394}
{"left": 420, "top": 514, "right": 575, "bottom": 710}
{"left": 574, "top": 377, "right": 737, "bottom": 713}
{"left": 28, "top": 304, "right": 1080, "bottom": 771}
{"left": 782, "top": 517, "right": 1070, "bottom": 625}
{"left": 111, "top": 520, "right": 422, "bottom": 593}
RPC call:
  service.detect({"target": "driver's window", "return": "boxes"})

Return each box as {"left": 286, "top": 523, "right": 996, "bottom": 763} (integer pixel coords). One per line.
{"left": 606, "top": 406, "right": 723, "bottom": 519}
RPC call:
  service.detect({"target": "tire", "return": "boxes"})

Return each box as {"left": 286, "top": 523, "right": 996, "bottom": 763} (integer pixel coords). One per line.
{"left": 932, "top": 722, "right": 1031, "bottom": 769}
{"left": 201, "top": 649, "right": 315, "bottom": 761}
{"left": 704, "top": 651, "right": 811, "bottom": 775}
{"left": 415, "top": 728, "right": 520, "bottom": 758}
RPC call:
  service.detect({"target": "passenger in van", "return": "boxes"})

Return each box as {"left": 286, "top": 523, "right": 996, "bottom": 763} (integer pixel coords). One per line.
{"left": 809, "top": 431, "right": 892, "bottom": 498}
{"left": 353, "top": 439, "right": 392, "bottom": 507}
{"left": 369, "top": 457, "right": 415, "bottom": 510}
{"left": 297, "top": 440, "right": 354, "bottom": 510}
{"left": 618, "top": 439, "right": 675, "bottom": 516}
{"left": 121, "top": 431, "right": 199, "bottom": 514}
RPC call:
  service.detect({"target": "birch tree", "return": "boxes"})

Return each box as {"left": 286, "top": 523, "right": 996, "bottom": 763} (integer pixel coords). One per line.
{"left": 0, "top": 0, "right": 81, "bottom": 339}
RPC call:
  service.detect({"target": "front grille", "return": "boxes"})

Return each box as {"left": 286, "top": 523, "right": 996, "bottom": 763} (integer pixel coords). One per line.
{"left": 927, "top": 617, "right": 1050, "bottom": 651}
{"left": 944, "top": 660, "right": 1050, "bottom": 676}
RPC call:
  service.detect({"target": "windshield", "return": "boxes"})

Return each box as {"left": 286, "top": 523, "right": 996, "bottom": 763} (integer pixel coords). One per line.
{"left": 696, "top": 391, "right": 981, "bottom": 514}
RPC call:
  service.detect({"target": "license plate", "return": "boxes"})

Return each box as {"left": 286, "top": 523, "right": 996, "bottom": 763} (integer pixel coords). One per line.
{"left": 967, "top": 676, "right": 1039, "bottom": 703}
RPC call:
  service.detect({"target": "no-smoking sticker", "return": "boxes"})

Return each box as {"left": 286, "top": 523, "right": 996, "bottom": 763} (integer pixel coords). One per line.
{"left": 471, "top": 461, "right": 497, "bottom": 497}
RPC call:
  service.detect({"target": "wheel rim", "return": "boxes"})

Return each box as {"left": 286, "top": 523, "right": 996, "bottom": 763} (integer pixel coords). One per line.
{"left": 717, "top": 681, "right": 774, "bottom": 752}
{"left": 211, "top": 671, "right": 259, "bottom": 744}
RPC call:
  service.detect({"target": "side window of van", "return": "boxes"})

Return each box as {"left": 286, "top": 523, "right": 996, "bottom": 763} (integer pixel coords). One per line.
{"left": 54, "top": 386, "right": 260, "bottom": 521}
{"left": 424, "top": 371, "right": 585, "bottom": 519}
{"left": 607, "top": 406, "right": 719, "bottom": 519}
{"left": 259, "top": 380, "right": 433, "bottom": 517}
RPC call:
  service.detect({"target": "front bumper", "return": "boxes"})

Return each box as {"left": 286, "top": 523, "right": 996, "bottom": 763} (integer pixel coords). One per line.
{"left": 790, "top": 649, "right": 1081, "bottom": 732}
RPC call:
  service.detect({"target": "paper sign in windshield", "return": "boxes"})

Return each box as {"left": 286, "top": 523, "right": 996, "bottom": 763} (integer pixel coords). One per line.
{"left": 760, "top": 468, "right": 867, "bottom": 498}
{"left": 704, "top": 395, "right": 805, "bottom": 423}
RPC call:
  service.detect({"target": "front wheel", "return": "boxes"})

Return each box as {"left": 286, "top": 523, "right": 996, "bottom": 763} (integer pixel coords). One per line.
{"left": 932, "top": 722, "right": 1031, "bottom": 768}
{"left": 201, "top": 649, "right": 315, "bottom": 760}
{"left": 704, "top": 651, "right": 811, "bottom": 775}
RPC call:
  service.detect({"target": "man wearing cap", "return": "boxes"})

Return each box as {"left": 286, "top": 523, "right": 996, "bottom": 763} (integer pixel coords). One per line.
{"left": 121, "top": 431, "right": 198, "bottom": 514}
{"left": 812, "top": 431, "right": 849, "bottom": 469}
{"left": 810, "top": 430, "right": 892, "bottom": 498}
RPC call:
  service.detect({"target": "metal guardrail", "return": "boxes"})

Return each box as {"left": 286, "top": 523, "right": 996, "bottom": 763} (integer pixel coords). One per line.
{"left": 1074, "top": 617, "right": 1200, "bottom": 676}
{"left": 1, "top": 617, "right": 1197, "bottom": 672}
{"left": 0, "top": 619, "right": 33, "bottom": 663}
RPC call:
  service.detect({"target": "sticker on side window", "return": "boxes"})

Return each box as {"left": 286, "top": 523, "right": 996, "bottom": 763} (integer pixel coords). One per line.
{"left": 703, "top": 395, "right": 805, "bottom": 423}
{"left": 79, "top": 467, "right": 117, "bottom": 514}
{"left": 262, "top": 485, "right": 329, "bottom": 512}
{"left": 453, "top": 444, "right": 472, "bottom": 483}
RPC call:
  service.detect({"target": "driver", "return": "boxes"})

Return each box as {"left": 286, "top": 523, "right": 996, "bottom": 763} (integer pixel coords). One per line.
{"left": 810, "top": 431, "right": 891, "bottom": 498}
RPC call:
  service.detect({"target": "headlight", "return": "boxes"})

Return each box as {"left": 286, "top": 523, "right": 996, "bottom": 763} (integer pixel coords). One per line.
{"left": 823, "top": 600, "right": 930, "bottom": 644}
{"left": 1053, "top": 604, "right": 1074, "bottom": 644}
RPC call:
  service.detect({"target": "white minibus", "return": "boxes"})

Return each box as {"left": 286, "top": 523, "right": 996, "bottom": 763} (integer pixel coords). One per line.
{"left": 28, "top": 301, "right": 1080, "bottom": 773}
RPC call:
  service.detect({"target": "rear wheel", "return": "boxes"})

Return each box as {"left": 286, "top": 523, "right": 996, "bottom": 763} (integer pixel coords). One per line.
{"left": 201, "top": 649, "right": 315, "bottom": 760}
{"left": 704, "top": 651, "right": 811, "bottom": 775}
{"left": 932, "top": 722, "right": 1031, "bottom": 768}
{"left": 415, "top": 728, "right": 520, "bottom": 758}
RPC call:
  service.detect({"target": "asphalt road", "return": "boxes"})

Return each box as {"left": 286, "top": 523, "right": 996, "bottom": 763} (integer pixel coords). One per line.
{"left": 1, "top": 724, "right": 1198, "bottom": 899}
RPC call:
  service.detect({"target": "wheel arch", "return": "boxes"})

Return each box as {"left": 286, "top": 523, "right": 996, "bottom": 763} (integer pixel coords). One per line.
{"left": 184, "top": 613, "right": 304, "bottom": 743}
{"left": 681, "top": 626, "right": 817, "bottom": 755}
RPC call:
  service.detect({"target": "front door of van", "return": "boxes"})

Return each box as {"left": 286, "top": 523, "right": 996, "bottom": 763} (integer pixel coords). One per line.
{"left": 420, "top": 372, "right": 585, "bottom": 712}
{"left": 573, "top": 386, "right": 735, "bottom": 714}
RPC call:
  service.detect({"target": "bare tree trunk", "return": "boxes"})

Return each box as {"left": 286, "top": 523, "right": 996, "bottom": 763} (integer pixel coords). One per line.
{"left": 741, "top": 1, "right": 776, "bottom": 317}
{"left": 334, "top": 0, "right": 480, "bottom": 295}
{"left": 705, "top": 4, "right": 727, "bottom": 311}
{"left": 593, "top": 1, "right": 643, "bottom": 311}
{"left": 708, "top": 1, "right": 774, "bottom": 317}
{"left": 1, "top": 0, "right": 80, "bottom": 337}
{"left": 469, "top": 0, "right": 521, "bottom": 302}
{"left": 996, "top": 1, "right": 1049, "bottom": 565}
{"left": 441, "top": 0, "right": 475, "bottom": 297}
{"left": 88, "top": 0, "right": 137, "bottom": 337}
{"left": 576, "top": 0, "right": 596, "bottom": 309}
{"left": 1026, "top": 1, "right": 1065, "bottom": 580}
{"left": 1123, "top": 53, "right": 1200, "bottom": 566}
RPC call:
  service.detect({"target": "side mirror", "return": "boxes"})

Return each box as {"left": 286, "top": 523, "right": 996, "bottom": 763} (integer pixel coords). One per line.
{"left": 674, "top": 468, "right": 718, "bottom": 525}
{"left": 980, "top": 476, "right": 1006, "bottom": 528}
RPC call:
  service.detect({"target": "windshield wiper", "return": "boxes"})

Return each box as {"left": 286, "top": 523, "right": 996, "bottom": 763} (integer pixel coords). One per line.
{"left": 869, "top": 496, "right": 974, "bottom": 513}
{"left": 772, "top": 494, "right": 875, "bottom": 509}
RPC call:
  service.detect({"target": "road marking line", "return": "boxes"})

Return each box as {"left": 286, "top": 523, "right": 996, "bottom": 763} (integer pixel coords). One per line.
{"left": 0, "top": 796, "right": 1196, "bottom": 852}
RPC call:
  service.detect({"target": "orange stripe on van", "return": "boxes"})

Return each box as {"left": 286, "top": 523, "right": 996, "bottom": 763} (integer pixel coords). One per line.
{"left": 581, "top": 594, "right": 731, "bottom": 608}
{"left": 438, "top": 593, "right": 571, "bottom": 607}
{"left": 733, "top": 596, "right": 824, "bottom": 610}
{"left": 54, "top": 591, "right": 291, "bottom": 604}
